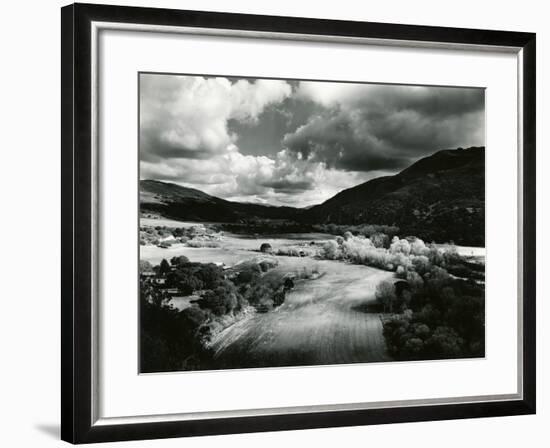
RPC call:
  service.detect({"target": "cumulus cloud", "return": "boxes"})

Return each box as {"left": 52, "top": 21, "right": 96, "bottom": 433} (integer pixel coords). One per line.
{"left": 287, "top": 82, "right": 485, "bottom": 171}
{"left": 140, "top": 75, "right": 484, "bottom": 207}
{"left": 140, "top": 75, "right": 291, "bottom": 161}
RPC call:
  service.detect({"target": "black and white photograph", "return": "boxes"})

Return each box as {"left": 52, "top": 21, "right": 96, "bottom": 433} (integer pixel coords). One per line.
{"left": 139, "top": 73, "right": 486, "bottom": 373}
{"left": 0, "top": 0, "right": 542, "bottom": 445}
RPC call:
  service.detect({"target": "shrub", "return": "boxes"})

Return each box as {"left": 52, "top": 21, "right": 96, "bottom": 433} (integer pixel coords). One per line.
{"left": 195, "top": 264, "right": 224, "bottom": 289}
{"left": 403, "top": 337, "right": 424, "bottom": 356}
{"left": 296, "top": 265, "right": 320, "bottom": 280}
{"left": 426, "top": 244, "right": 445, "bottom": 266}
{"left": 186, "top": 239, "right": 221, "bottom": 248}
{"left": 233, "top": 263, "right": 262, "bottom": 285}
{"left": 259, "top": 259, "right": 278, "bottom": 272}
{"left": 371, "top": 232, "right": 389, "bottom": 248}
{"left": 411, "top": 255, "right": 430, "bottom": 275}
{"left": 375, "top": 280, "right": 397, "bottom": 312}
{"left": 390, "top": 236, "right": 411, "bottom": 256}
{"left": 276, "top": 247, "right": 300, "bottom": 257}
{"left": 410, "top": 238, "right": 428, "bottom": 256}
{"left": 199, "top": 281, "right": 242, "bottom": 316}
{"left": 170, "top": 255, "right": 189, "bottom": 266}
{"left": 174, "top": 273, "right": 203, "bottom": 295}
{"left": 140, "top": 260, "right": 154, "bottom": 273}
{"left": 321, "top": 240, "right": 341, "bottom": 260}
{"left": 425, "top": 326, "right": 464, "bottom": 357}
{"left": 260, "top": 243, "right": 273, "bottom": 253}
{"left": 159, "top": 259, "right": 171, "bottom": 275}
{"left": 242, "top": 270, "right": 298, "bottom": 312}
{"left": 406, "top": 270, "right": 424, "bottom": 292}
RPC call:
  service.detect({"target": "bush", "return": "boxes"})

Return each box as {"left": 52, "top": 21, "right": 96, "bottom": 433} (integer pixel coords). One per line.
{"left": 259, "top": 258, "right": 278, "bottom": 272}
{"left": 313, "top": 224, "right": 399, "bottom": 239}
{"left": 410, "top": 238, "right": 428, "bottom": 256}
{"left": 321, "top": 240, "right": 341, "bottom": 260}
{"left": 275, "top": 245, "right": 317, "bottom": 257}
{"left": 425, "top": 326, "right": 464, "bottom": 357}
{"left": 170, "top": 255, "right": 189, "bottom": 266}
{"left": 371, "top": 232, "right": 389, "bottom": 248}
{"left": 295, "top": 265, "right": 320, "bottom": 280}
{"left": 375, "top": 280, "right": 397, "bottom": 312}
{"left": 406, "top": 270, "right": 424, "bottom": 292}
{"left": 411, "top": 255, "right": 430, "bottom": 275}
{"left": 260, "top": 243, "right": 273, "bottom": 253}
{"left": 390, "top": 236, "right": 411, "bottom": 256}
{"left": 195, "top": 264, "right": 224, "bottom": 289}
{"left": 159, "top": 259, "right": 171, "bottom": 275}
{"left": 140, "top": 260, "right": 154, "bottom": 273}
{"left": 242, "top": 270, "right": 297, "bottom": 312}
{"left": 233, "top": 263, "right": 262, "bottom": 285}
{"left": 167, "top": 270, "right": 204, "bottom": 295}
{"left": 140, "top": 282, "right": 212, "bottom": 372}
{"left": 199, "top": 281, "right": 241, "bottom": 316}
{"left": 186, "top": 239, "right": 221, "bottom": 248}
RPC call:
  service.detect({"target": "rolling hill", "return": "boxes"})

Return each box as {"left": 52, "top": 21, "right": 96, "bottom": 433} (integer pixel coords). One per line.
{"left": 306, "top": 146, "right": 485, "bottom": 245}
{"left": 140, "top": 146, "right": 485, "bottom": 245}
{"left": 140, "top": 179, "right": 300, "bottom": 223}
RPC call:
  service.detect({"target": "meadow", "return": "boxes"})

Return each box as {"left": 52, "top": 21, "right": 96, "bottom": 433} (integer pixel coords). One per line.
{"left": 139, "top": 217, "right": 485, "bottom": 372}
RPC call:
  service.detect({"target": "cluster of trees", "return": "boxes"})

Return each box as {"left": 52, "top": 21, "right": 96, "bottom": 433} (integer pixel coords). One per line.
{"left": 140, "top": 255, "right": 298, "bottom": 372}
{"left": 369, "top": 238, "right": 484, "bottom": 360}
{"left": 140, "top": 282, "right": 214, "bottom": 372}
{"left": 320, "top": 232, "right": 445, "bottom": 272}
{"left": 212, "top": 222, "right": 401, "bottom": 242}
{"left": 220, "top": 220, "right": 314, "bottom": 235}
{"left": 141, "top": 256, "right": 244, "bottom": 372}
{"left": 139, "top": 224, "right": 222, "bottom": 248}
{"left": 319, "top": 232, "right": 484, "bottom": 360}
{"left": 313, "top": 224, "right": 399, "bottom": 241}
{"left": 226, "top": 259, "right": 296, "bottom": 313}
{"left": 380, "top": 270, "right": 484, "bottom": 360}
{"left": 275, "top": 246, "right": 317, "bottom": 258}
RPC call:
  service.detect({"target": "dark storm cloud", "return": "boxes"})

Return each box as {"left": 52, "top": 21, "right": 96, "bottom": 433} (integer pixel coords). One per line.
{"left": 286, "top": 83, "right": 485, "bottom": 172}
{"left": 260, "top": 178, "right": 315, "bottom": 193}
{"left": 228, "top": 95, "right": 323, "bottom": 158}
{"left": 140, "top": 129, "right": 215, "bottom": 163}
{"left": 361, "top": 86, "right": 484, "bottom": 118}
{"left": 140, "top": 74, "right": 485, "bottom": 206}
{"left": 282, "top": 111, "right": 412, "bottom": 171}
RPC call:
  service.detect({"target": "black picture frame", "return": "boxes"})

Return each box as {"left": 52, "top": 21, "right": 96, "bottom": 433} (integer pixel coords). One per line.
{"left": 61, "top": 2, "right": 536, "bottom": 444}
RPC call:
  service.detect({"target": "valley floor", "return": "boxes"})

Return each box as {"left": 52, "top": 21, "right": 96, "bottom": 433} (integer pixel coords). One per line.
{"left": 140, "top": 217, "right": 486, "bottom": 370}
{"left": 209, "top": 260, "right": 394, "bottom": 369}
{"left": 141, "top": 222, "right": 395, "bottom": 368}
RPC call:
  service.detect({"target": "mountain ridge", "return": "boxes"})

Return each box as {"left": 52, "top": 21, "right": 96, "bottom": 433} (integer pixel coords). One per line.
{"left": 305, "top": 146, "right": 484, "bottom": 245}
{"left": 140, "top": 146, "right": 485, "bottom": 245}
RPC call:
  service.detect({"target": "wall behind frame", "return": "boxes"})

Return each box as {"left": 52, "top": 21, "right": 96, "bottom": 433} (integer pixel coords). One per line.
{"left": 0, "top": 0, "right": 545, "bottom": 447}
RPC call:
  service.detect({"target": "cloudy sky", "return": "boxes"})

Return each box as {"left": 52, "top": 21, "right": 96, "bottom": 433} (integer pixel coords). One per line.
{"left": 140, "top": 74, "right": 484, "bottom": 207}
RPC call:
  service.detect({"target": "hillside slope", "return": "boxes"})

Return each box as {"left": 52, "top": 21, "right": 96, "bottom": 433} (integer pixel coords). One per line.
{"left": 304, "top": 146, "right": 485, "bottom": 245}
{"left": 140, "top": 179, "right": 299, "bottom": 222}
{"left": 140, "top": 146, "right": 485, "bottom": 245}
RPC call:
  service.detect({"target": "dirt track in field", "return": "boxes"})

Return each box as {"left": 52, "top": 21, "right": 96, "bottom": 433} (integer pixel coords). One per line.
{"left": 209, "top": 260, "right": 394, "bottom": 369}
{"left": 140, "top": 223, "right": 395, "bottom": 368}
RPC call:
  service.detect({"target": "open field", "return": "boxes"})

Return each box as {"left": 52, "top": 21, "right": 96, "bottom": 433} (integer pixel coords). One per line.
{"left": 140, "top": 217, "right": 211, "bottom": 228}
{"left": 210, "top": 260, "right": 393, "bottom": 368}
{"left": 140, "top": 231, "right": 333, "bottom": 266}
{"left": 141, "top": 217, "right": 395, "bottom": 367}
{"left": 437, "top": 244, "right": 486, "bottom": 258}
{"left": 140, "top": 217, "right": 486, "bottom": 369}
